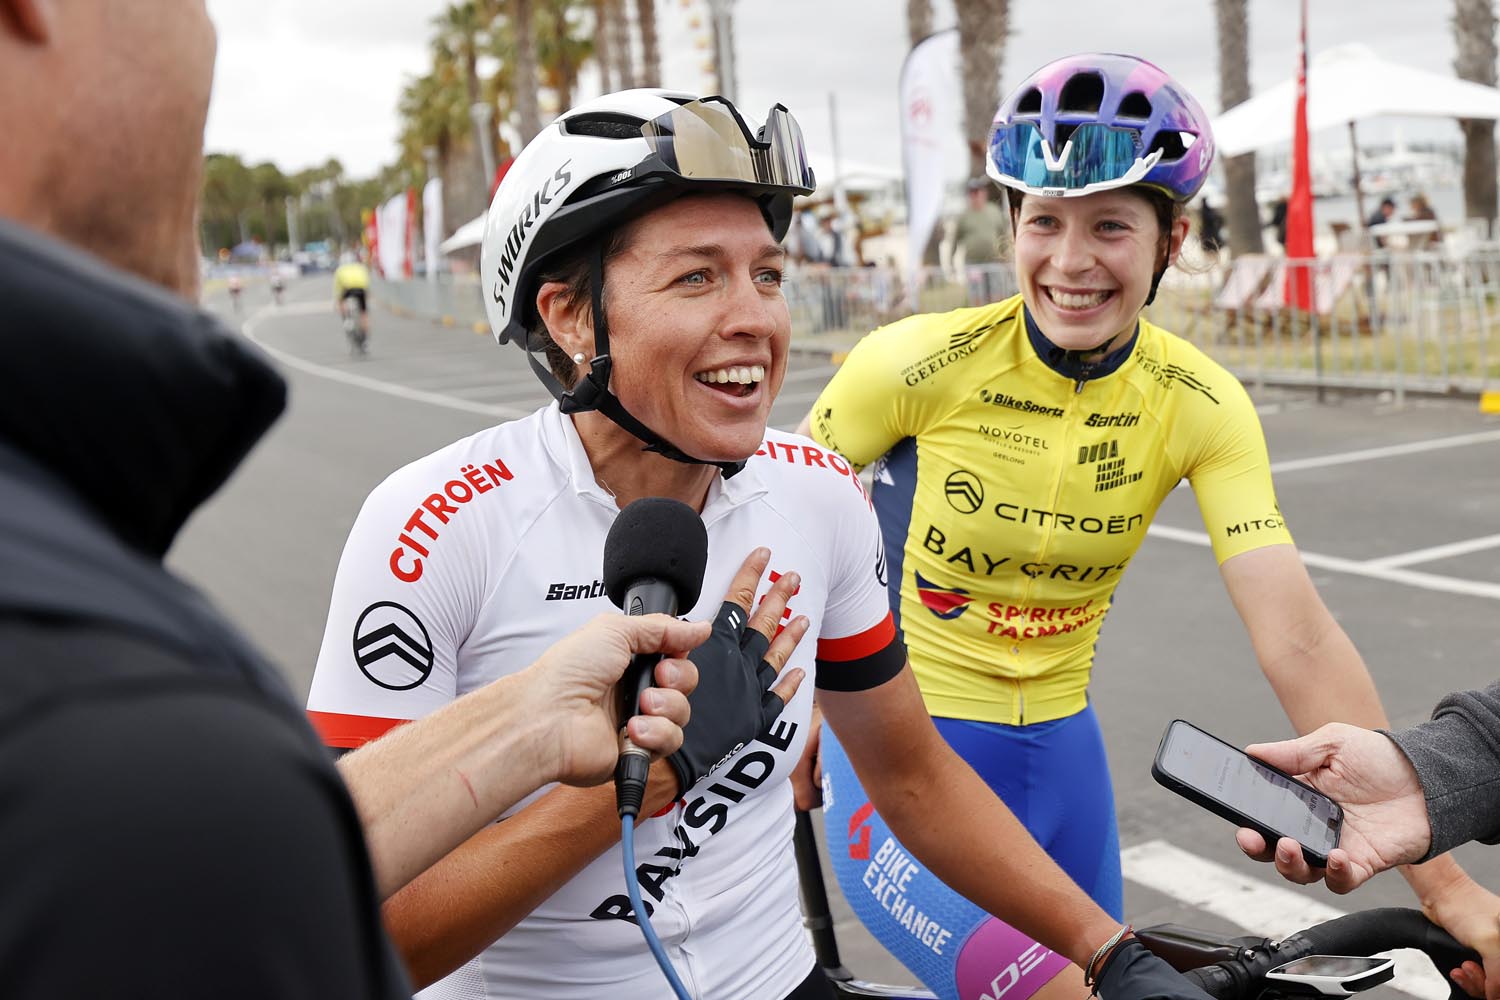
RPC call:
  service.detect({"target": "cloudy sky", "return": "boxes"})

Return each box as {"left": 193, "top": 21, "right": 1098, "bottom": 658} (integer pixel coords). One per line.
{"left": 203, "top": 0, "right": 1471, "bottom": 185}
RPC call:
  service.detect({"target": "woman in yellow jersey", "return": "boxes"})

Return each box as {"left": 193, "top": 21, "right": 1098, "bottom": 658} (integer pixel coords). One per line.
{"left": 799, "top": 53, "right": 1499, "bottom": 1000}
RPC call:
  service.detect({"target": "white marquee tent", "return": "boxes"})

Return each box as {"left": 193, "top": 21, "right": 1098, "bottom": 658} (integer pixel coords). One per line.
{"left": 1213, "top": 43, "right": 1500, "bottom": 158}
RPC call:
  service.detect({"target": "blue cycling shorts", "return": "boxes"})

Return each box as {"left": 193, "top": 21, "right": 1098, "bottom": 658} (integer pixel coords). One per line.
{"left": 819, "top": 705, "right": 1122, "bottom": 1000}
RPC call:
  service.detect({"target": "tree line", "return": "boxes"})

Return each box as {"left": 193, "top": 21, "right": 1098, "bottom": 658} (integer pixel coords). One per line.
{"left": 198, "top": 0, "right": 1500, "bottom": 260}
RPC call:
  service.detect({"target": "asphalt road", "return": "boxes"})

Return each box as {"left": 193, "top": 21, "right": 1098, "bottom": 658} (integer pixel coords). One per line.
{"left": 179, "top": 274, "right": 1500, "bottom": 997}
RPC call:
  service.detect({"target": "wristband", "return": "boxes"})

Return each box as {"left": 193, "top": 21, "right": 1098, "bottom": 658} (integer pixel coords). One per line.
{"left": 1084, "top": 923, "right": 1133, "bottom": 993}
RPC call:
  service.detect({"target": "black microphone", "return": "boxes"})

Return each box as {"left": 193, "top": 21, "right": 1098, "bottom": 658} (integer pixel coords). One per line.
{"left": 601, "top": 497, "right": 709, "bottom": 818}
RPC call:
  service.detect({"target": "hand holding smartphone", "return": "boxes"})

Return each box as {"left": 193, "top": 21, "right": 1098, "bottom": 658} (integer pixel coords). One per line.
{"left": 1151, "top": 719, "right": 1343, "bottom": 867}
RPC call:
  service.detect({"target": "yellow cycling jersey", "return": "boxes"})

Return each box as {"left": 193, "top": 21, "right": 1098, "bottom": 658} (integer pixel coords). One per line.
{"left": 809, "top": 294, "right": 1292, "bottom": 725}
{"left": 333, "top": 262, "right": 371, "bottom": 297}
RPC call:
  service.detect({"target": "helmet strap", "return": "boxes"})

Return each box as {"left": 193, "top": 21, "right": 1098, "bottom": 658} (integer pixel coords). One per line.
{"left": 1143, "top": 237, "right": 1172, "bottom": 307}
{"left": 1144, "top": 262, "right": 1168, "bottom": 307}
{"left": 549, "top": 243, "right": 746, "bottom": 479}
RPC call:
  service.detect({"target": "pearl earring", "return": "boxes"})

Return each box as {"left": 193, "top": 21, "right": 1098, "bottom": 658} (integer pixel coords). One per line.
{"left": 573, "top": 352, "right": 586, "bottom": 364}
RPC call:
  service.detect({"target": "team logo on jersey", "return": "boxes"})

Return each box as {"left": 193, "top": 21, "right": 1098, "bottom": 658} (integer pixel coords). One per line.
{"left": 848, "top": 801, "right": 875, "bottom": 861}
{"left": 545, "top": 579, "right": 607, "bottom": 601}
{"left": 875, "top": 537, "right": 889, "bottom": 587}
{"left": 944, "top": 470, "right": 984, "bottom": 513}
{"left": 1136, "top": 353, "right": 1220, "bottom": 403}
{"left": 977, "top": 389, "right": 1065, "bottom": 418}
{"left": 915, "top": 571, "right": 973, "bottom": 620}
{"left": 352, "top": 601, "right": 435, "bottom": 690}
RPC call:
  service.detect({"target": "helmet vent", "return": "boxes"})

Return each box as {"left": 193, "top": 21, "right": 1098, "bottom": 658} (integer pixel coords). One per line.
{"left": 1058, "top": 72, "right": 1105, "bottom": 114}
{"left": 1118, "top": 91, "right": 1153, "bottom": 121}
{"left": 563, "top": 113, "right": 645, "bottom": 140}
{"left": 1015, "top": 87, "right": 1043, "bottom": 115}
{"left": 1147, "top": 130, "right": 1196, "bottom": 163}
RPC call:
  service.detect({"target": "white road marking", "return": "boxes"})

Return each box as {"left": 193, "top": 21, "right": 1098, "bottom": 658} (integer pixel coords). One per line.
{"left": 1145, "top": 525, "right": 1500, "bottom": 601}
{"left": 1365, "top": 533, "right": 1500, "bottom": 569}
{"left": 1122, "top": 840, "right": 1449, "bottom": 1000}
{"left": 241, "top": 305, "right": 529, "bottom": 419}
{"left": 1269, "top": 429, "right": 1500, "bottom": 474}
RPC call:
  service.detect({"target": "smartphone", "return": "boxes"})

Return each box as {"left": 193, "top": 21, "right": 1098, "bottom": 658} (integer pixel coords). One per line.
{"left": 1151, "top": 719, "right": 1342, "bottom": 866}
{"left": 1264, "top": 955, "right": 1395, "bottom": 996}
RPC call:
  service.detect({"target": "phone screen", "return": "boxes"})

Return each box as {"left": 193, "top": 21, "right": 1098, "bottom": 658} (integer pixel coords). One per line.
{"left": 1158, "top": 722, "right": 1340, "bottom": 854}
{"left": 1272, "top": 957, "right": 1390, "bottom": 977}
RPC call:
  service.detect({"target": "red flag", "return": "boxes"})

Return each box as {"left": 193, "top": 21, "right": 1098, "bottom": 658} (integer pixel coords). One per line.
{"left": 404, "top": 187, "right": 417, "bottom": 278}
{"left": 1284, "top": 0, "right": 1315, "bottom": 309}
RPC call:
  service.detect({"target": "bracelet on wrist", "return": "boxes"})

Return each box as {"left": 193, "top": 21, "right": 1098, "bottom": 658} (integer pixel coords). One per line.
{"left": 1083, "top": 923, "right": 1133, "bottom": 993}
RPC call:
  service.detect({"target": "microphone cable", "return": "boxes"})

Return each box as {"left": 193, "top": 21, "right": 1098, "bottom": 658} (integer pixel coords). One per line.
{"left": 620, "top": 815, "right": 693, "bottom": 1000}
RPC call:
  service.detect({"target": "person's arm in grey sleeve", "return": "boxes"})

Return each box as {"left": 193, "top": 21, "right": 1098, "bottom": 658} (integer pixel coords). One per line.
{"left": 1386, "top": 680, "right": 1500, "bottom": 858}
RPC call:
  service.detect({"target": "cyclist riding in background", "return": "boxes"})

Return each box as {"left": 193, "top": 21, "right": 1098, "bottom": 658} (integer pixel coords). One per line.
{"left": 333, "top": 252, "right": 371, "bottom": 339}
{"left": 797, "top": 52, "right": 1500, "bottom": 1000}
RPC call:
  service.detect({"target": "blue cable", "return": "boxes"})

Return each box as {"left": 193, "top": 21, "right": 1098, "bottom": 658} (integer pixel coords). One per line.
{"left": 622, "top": 819, "right": 693, "bottom": 1000}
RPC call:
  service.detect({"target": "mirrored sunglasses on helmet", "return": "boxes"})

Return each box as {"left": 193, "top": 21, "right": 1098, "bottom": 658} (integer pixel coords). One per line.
{"left": 637, "top": 97, "right": 816, "bottom": 194}
{"left": 988, "top": 121, "right": 1163, "bottom": 196}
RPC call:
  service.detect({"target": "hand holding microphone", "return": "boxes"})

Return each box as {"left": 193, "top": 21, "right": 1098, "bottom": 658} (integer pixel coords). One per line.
{"left": 601, "top": 500, "right": 810, "bottom": 816}
{"left": 602, "top": 498, "right": 711, "bottom": 816}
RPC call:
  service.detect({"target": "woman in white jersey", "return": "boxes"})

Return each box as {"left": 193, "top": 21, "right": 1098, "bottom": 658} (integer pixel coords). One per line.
{"left": 305, "top": 89, "right": 1214, "bottom": 1000}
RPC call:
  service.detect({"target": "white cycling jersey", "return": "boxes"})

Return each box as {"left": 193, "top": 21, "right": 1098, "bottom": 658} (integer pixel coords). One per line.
{"left": 307, "top": 402, "right": 904, "bottom": 1000}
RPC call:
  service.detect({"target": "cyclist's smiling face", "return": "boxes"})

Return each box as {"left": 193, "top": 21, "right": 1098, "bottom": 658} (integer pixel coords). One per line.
{"left": 600, "top": 193, "right": 790, "bottom": 462}
{"left": 1013, "top": 189, "right": 1187, "bottom": 353}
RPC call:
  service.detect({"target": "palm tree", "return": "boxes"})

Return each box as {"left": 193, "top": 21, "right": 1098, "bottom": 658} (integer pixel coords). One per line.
{"left": 1454, "top": 0, "right": 1498, "bottom": 230}
{"left": 954, "top": 0, "right": 1006, "bottom": 179}
{"left": 200, "top": 152, "right": 256, "bottom": 252}
{"left": 434, "top": 3, "right": 493, "bottom": 195}
{"left": 512, "top": 0, "right": 543, "bottom": 144}
{"left": 592, "top": 0, "right": 616, "bottom": 92}
{"left": 635, "top": 0, "right": 660, "bottom": 87}
{"left": 398, "top": 65, "right": 470, "bottom": 178}
{"left": 537, "top": 0, "right": 592, "bottom": 113}
{"left": 907, "top": 0, "right": 932, "bottom": 44}
{"left": 611, "top": 0, "right": 636, "bottom": 89}
{"left": 249, "top": 161, "right": 295, "bottom": 246}
{"left": 1215, "top": 0, "right": 1265, "bottom": 255}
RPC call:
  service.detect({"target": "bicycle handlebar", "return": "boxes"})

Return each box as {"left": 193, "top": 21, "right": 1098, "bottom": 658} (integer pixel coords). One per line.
{"left": 1169, "top": 908, "right": 1478, "bottom": 1000}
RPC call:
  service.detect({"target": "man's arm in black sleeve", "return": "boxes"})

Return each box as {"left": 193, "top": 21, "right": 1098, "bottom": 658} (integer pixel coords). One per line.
{"left": 0, "top": 680, "right": 408, "bottom": 999}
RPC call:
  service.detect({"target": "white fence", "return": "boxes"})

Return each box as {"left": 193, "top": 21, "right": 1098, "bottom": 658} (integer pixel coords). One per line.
{"left": 379, "top": 251, "right": 1500, "bottom": 397}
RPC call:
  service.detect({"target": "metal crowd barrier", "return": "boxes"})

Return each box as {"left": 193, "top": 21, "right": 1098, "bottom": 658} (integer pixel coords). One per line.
{"left": 378, "top": 252, "right": 1499, "bottom": 397}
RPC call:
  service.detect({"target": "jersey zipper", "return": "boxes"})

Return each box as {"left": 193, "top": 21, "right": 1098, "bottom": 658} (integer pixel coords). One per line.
{"left": 1020, "top": 378, "right": 1086, "bottom": 724}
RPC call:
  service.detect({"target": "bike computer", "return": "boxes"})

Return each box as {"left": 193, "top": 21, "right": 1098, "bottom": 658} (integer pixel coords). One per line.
{"left": 1265, "top": 955, "right": 1395, "bottom": 995}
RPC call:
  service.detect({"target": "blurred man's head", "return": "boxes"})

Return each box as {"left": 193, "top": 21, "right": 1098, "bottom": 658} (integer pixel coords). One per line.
{"left": 0, "top": 0, "right": 217, "bottom": 296}
{"left": 966, "top": 177, "right": 989, "bottom": 208}
{"left": 1379, "top": 198, "right": 1396, "bottom": 219}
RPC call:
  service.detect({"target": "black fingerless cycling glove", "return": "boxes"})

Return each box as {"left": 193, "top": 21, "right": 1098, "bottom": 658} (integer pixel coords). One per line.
{"left": 668, "top": 601, "right": 790, "bottom": 793}
{"left": 1095, "top": 939, "right": 1215, "bottom": 1000}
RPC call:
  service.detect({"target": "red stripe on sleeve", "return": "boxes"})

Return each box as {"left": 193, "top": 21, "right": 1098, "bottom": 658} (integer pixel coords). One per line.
{"left": 816, "top": 613, "right": 897, "bottom": 662}
{"left": 307, "top": 711, "right": 410, "bottom": 749}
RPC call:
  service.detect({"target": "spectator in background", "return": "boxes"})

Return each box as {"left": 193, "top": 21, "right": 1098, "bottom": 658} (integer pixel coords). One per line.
{"left": 1409, "top": 192, "right": 1442, "bottom": 249}
{"left": 1198, "top": 197, "right": 1224, "bottom": 254}
{"left": 1366, "top": 196, "right": 1396, "bottom": 249}
{"left": 1269, "top": 195, "right": 1289, "bottom": 251}
{"left": 952, "top": 177, "right": 1009, "bottom": 304}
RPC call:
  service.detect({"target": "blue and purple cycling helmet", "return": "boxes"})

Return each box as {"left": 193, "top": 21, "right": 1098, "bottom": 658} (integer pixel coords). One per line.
{"left": 986, "top": 53, "right": 1214, "bottom": 203}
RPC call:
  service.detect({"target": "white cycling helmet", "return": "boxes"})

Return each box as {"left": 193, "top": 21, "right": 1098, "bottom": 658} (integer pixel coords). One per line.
{"left": 480, "top": 89, "right": 816, "bottom": 474}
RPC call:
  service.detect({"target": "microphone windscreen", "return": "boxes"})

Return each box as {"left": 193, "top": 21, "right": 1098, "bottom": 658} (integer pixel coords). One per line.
{"left": 602, "top": 497, "right": 709, "bottom": 611}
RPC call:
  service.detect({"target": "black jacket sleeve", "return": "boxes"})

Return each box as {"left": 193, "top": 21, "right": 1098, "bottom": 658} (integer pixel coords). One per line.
{"left": 0, "top": 678, "right": 409, "bottom": 999}
{"left": 1386, "top": 680, "right": 1500, "bottom": 860}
